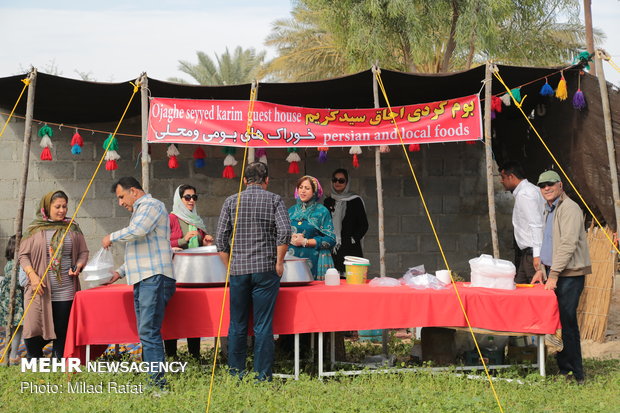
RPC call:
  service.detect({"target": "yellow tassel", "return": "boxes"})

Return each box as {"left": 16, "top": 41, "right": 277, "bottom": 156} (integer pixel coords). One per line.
{"left": 555, "top": 77, "right": 568, "bottom": 101}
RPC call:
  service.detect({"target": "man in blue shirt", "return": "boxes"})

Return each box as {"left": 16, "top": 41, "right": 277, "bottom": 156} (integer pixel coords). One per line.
{"left": 103, "top": 176, "right": 175, "bottom": 389}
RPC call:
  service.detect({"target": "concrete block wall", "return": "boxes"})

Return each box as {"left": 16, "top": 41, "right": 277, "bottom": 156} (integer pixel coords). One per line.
{"left": 0, "top": 114, "right": 515, "bottom": 280}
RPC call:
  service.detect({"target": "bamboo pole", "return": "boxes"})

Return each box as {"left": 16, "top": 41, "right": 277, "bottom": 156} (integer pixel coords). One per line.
{"left": 583, "top": 0, "right": 595, "bottom": 74}
{"left": 3, "top": 69, "right": 37, "bottom": 364}
{"left": 371, "top": 65, "right": 386, "bottom": 278}
{"left": 595, "top": 50, "right": 620, "bottom": 230}
{"left": 140, "top": 73, "right": 150, "bottom": 192}
{"left": 484, "top": 63, "right": 500, "bottom": 257}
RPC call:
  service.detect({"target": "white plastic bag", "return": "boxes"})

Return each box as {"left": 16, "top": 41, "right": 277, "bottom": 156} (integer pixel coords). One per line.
{"left": 82, "top": 248, "right": 114, "bottom": 283}
{"left": 469, "top": 254, "right": 516, "bottom": 290}
{"left": 401, "top": 273, "right": 448, "bottom": 290}
{"left": 369, "top": 277, "right": 401, "bottom": 287}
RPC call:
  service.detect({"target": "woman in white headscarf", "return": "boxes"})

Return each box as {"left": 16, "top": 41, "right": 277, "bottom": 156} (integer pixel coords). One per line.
{"left": 169, "top": 184, "right": 213, "bottom": 250}
{"left": 323, "top": 168, "right": 369, "bottom": 274}
{"left": 166, "top": 184, "right": 213, "bottom": 360}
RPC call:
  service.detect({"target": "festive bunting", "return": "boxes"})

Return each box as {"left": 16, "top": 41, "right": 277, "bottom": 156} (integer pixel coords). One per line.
{"left": 510, "top": 88, "right": 522, "bottom": 103}
{"left": 193, "top": 146, "right": 206, "bottom": 168}
{"left": 222, "top": 147, "right": 237, "bottom": 179}
{"left": 379, "top": 145, "right": 390, "bottom": 153}
{"left": 408, "top": 144, "right": 421, "bottom": 152}
{"left": 286, "top": 148, "right": 301, "bottom": 174}
{"left": 255, "top": 148, "right": 268, "bottom": 164}
{"left": 539, "top": 79, "right": 554, "bottom": 96}
{"left": 555, "top": 73, "right": 568, "bottom": 101}
{"left": 499, "top": 93, "right": 512, "bottom": 106}
{"left": 349, "top": 146, "right": 362, "bottom": 168}
{"left": 103, "top": 134, "right": 120, "bottom": 170}
{"left": 167, "top": 144, "right": 180, "bottom": 169}
{"left": 38, "top": 125, "right": 53, "bottom": 161}
{"left": 70, "top": 130, "right": 83, "bottom": 155}
{"left": 572, "top": 74, "right": 586, "bottom": 110}
{"left": 317, "top": 147, "right": 328, "bottom": 163}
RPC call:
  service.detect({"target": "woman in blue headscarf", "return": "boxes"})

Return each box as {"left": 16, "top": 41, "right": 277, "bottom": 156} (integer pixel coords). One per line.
{"left": 288, "top": 176, "right": 336, "bottom": 280}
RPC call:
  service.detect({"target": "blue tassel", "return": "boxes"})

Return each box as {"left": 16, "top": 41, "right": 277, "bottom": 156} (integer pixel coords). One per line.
{"left": 572, "top": 90, "right": 586, "bottom": 110}
{"left": 195, "top": 158, "right": 205, "bottom": 168}
{"left": 71, "top": 144, "right": 82, "bottom": 155}
{"left": 540, "top": 83, "right": 554, "bottom": 96}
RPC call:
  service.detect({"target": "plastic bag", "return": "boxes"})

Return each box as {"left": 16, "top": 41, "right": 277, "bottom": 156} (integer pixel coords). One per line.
{"left": 369, "top": 276, "right": 401, "bottom": 287}
{"left": 469, "top": 254, "right": 516, "bottom": 290}
{"left": 402, "top": 273, "right": 448, "bottom": 290}
{"left": 400, "top": 265, "right": 426, "bottom": 285}
{"left": 82, "top": 248, "right": 114, "bottom": 282}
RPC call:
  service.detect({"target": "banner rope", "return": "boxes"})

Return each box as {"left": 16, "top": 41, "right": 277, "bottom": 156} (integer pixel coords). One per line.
{"left": 375, "top": 70, "right": 505, "bottom": 413}
{"left": 206, "top": 82, "right": 259, "bottom": 413}
{"left": 492, "top": 67, "right": 620, "bottom": 256}
{"left": 0, "top": 82, "right": 141, "bottom": 364}
{"left": 0, "top": 77, "right": 31, "bottom": 139}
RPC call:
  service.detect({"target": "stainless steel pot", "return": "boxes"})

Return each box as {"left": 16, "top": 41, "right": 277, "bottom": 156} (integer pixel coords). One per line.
{"left": 281, "top": 258, "right": 313, "bottom": 285}
{"left": 173, "top": 247, "right": 227, "bottom": 286}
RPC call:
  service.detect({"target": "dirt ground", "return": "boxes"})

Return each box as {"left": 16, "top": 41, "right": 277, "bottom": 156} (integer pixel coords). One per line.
{"left": 581, "top": 281, "right": 620, "bottom": 359}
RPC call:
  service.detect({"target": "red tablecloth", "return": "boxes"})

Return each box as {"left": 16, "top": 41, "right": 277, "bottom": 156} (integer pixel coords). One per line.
{"left": 64, "top": 282, "right": 560, "bottom": 361}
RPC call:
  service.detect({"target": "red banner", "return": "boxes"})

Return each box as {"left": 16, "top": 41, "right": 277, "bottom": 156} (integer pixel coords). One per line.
{"left": 147, "top": 95, "right": 482, "bottom": 148}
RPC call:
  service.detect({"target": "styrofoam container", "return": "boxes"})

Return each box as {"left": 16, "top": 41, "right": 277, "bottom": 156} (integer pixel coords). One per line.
{"left": 469, "top": 254, "right": 516, "bottom": 290}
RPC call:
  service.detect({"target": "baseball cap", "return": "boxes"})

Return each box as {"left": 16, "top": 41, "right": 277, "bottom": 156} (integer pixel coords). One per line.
{"left": 537, "top": 170, "right": 561, "bottom": 185}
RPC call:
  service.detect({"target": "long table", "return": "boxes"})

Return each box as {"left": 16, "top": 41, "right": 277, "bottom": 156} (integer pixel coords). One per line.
{"left": 64, "top": 282, "right": 560, "bottom": 377}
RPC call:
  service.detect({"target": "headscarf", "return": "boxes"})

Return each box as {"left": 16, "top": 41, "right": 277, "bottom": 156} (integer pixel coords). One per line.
{"left": 24, "top": 191, "right": 82, "bottom": 283}
{"left": 329, "top": 175, "right": 364, "bottom": 251}
{"left": 290, "top": 176, "right": 333, "bottom": 238}
{"left": 171, "top": 185, "right": 207, "bottom": 232}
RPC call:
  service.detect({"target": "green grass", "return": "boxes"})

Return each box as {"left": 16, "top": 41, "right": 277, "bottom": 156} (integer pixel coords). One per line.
{"left": 1, "top": 356, "right": 619, "bottom": 413}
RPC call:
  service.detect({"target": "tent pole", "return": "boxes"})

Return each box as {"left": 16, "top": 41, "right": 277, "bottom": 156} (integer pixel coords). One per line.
{"left": 595, "top": 50, "right": 620, "bottom": 230}
{"left": 371, "top": 66, "right": 386, "bottom": 278}
{"left": 484, "top": 63, "right": 500, "bottom": 258}
{"left": 4, "top": 69, "right": 37, "bottom": 365}
{"left": 248, "top": 80, "right": 259, "bottom": 163}
{"left": 140, "top": 73, "right": 150, "bottom": 192}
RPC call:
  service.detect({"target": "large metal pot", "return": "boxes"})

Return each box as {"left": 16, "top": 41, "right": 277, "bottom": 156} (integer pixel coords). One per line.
{"left": 173, "top": 246, "right": 227, "bottom": 286}
{"left": 281, "top": 257, "right": 313, "bottom": 286}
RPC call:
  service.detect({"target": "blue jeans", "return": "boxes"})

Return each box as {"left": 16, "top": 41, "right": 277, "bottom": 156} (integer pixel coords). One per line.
{"left": 133, "top": 274, "right": 176, "bottom": 387}
{"left": 228, "top": 271, "right": 280, "bottom": 381}
{"left": 555, "top": 276, "right": 585, "bottom": 380}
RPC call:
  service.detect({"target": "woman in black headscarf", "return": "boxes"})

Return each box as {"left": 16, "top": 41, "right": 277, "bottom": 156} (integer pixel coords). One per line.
{"left": 323, "top": 168, "right": 369, "bottom": 273}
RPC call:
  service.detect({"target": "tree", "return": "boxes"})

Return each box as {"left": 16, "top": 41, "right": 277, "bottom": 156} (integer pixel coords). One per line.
{"left": 263, "top": 0, "right": 604, "bottom": 81}
{"left": 170, "top": 46, "right": 266, "bottom": 85}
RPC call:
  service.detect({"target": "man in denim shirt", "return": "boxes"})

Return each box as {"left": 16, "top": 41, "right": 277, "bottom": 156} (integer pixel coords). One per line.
{"left": 103, "top": 177, "right": 175, "bottom": 389}
{"left": 216, "top": 162, "right": 291, "bottom": 381}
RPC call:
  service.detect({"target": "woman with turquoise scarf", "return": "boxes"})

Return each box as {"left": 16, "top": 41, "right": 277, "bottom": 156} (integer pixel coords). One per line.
{"left": 288, "top": 176, "right": 336, "bottom": 280}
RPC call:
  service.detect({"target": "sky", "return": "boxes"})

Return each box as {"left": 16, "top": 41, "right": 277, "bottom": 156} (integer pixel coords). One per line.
{"left": 0, "top": 0, "right": 619, "bottom": 85}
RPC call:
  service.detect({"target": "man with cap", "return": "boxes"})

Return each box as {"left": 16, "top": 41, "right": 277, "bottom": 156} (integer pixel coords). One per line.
{"left": 533, "top": 170, "right": 591, "bottom": 384}
{"left": 499, "top": 161, "right": 545, "bottom": 283}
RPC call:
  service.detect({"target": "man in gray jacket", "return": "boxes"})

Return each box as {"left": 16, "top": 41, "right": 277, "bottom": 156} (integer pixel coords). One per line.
{"left": 533, "top": 170, "right": 591, "bottom": 384}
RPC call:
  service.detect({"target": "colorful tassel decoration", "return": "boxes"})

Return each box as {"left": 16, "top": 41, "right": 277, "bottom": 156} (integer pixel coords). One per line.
{"left": 349, "top": 146, "right": 362, "bottom": 168}
{"left": 193, "top": 147, "right": 206, "bottom": 168}
{"left": 379, "top": 145, "right": 390, "bottom": 153}
{"left": 103, "top": 134, "right": 120, "bottom": 171}
{"left": 466, "top": 140, "right": 477, "bottom": 145}
{"left": 70, "top": 130, "right": 83, "bottom": 155}
{"left": 408, "top": 144, "right": 421, "bottom": 152}
{"left": 572, "top": 90, "right": 586, "bottom": 110}
{"left": 555, "top": 74, "right": 568, "bottom": 101}
{"left": 286, "top": 148, "right": 301, "bottom": 174}
{"left": 38, "top": 125, "right": 54, "bottom": 161}
{"left": 255, "top": 148, "right": 268, "bottom": 164}
{"left": 539, "top": 80, "right": 554, "bottom": 96}
{"left": 222, "top": 147, "right": 237, "bottom": 179}
{"left": 167, "top": 144, "right": 180, "bottom": 169}
{"left": 510, "top": 88, "right": 522, "bottom": 103}
{"left": 499, "top": 93, "right": 512, "bottom": 106}
{"left": 317, "top": 147, "right": 328, "bottom": 163}
{"left": 491, "top": 96, "right": 502, "bottom": 113}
